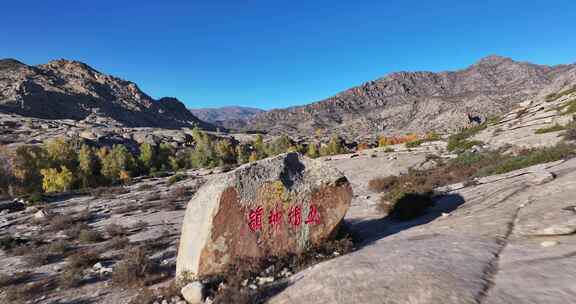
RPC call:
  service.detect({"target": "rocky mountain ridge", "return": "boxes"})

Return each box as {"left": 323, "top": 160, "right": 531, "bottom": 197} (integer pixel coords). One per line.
{"left": 0, "top": 59, "right": 213, "bottom": 130}
{"left": 244, "top": 56, "right": 576, "bottom": 138}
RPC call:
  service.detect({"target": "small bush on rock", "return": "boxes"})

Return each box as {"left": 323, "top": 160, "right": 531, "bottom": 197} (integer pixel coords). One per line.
{"left": 105, "top": 223, "right": 127, "bottom": 238}
{"left": 168, "top": 174, "right": 187, "bottom": 185}
{"left": 67, "top": 250, "right": 101, "bottom": 271}
{"left": 112, "top": 247, "right": 159, "bottom": 287}
{"left": 388, "top": 192, "right": 434, "bottom": 221}
{"left": 78, "top": 229, "right": 103, "bottom": 244}
{"left": 368, "top": 176, "right": 399, "bottom": 193}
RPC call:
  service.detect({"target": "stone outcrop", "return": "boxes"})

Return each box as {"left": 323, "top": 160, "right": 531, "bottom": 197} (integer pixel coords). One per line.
{"left": 269, "top": 158, "right": 576, "bottom": 304}
{"left": 176, "top": 153, "right": 352, "bottom": 277}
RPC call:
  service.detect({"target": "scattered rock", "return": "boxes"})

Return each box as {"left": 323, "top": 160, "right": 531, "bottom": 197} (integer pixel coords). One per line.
{"left": 33, "top": 209, "right": 51, "bottom": 219}
{"left": 541, "top": 241, "right": 559, "bottom": 247}
{"left": 530, "top": 169, "right": 555, "bottom": 185}
{"left": 181, "top": 282, "right": 204, "bottom": 304}
{"left": 531, "top": 220, "right": 576, "bottom": 236}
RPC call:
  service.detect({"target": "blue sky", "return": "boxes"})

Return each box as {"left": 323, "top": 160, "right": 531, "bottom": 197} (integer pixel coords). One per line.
{"left": 1, "top": 1, "right": 575, "bottom": 110}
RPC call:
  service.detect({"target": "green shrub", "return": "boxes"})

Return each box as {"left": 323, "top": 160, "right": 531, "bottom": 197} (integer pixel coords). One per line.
{"left": 47, "top": 240, "right": 72, "bottom": 256}
{"left": 23, "top": 192, "right": 44, "bottom": 204}
{"left": 447, "top": 139, "right": 483, "bottom": 152}
{"left": 476, "top": 144, "right": 575, "bottom": 176}
{"left": 405, "top": 140, "right": 423, "bottom": 148}
{"left": 564, "top": 125, "right": 576, "bottom": 141}
{"left": 535, "top": 124, "right": 566, "bottom": 134}
{"left": 565, "top": 100, "right": 576, "bottom": 114}
{"left": 168, "top": 174, "right": 187, "bottom": 185}
{"left": 151, "top": 171, "right": 170, "bottom": 178}
{"left": 446, "top": 124, "right": 487, "bottom": 152}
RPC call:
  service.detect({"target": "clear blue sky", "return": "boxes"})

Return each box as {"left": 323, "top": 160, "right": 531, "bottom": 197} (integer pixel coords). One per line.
{"left": 1, "top": 1, "right": 575, "bottom": 110}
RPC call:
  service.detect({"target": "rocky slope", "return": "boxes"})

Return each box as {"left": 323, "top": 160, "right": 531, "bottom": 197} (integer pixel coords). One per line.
{"left": 2, "top": 79, "right": 576, "bottom": 303}
{"left": 190, "top": 106, "right": 264, "bottom": 129}
{"left": 0, "top": 59, "right": 214, "bottom": 129}
{"left": 246, "top": 56, "right": 575, "bottom": 138}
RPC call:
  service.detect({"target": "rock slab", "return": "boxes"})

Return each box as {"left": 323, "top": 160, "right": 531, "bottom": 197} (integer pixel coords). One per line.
{"left": 176, "top": 152, "right": 352, "bottom": 277}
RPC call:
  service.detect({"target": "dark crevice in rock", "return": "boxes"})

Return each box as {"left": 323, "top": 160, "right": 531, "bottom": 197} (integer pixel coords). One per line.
{"left": 476, "top": 195, "right": 533, "bottom": 304}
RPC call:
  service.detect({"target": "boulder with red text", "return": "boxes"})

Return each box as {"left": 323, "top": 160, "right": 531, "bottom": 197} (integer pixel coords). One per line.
{"left": 176, "top": 152, "right": 352, "bottom": 278}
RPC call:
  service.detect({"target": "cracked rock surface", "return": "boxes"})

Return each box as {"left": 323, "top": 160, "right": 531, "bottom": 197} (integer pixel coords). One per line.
{"left": 270, "top": 158, "right": 576, "bottom": 304}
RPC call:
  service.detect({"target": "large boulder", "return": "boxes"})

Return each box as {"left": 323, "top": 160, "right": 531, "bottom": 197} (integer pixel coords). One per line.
{"left": 176, "top": 152, "right": 352, "bottom": 278}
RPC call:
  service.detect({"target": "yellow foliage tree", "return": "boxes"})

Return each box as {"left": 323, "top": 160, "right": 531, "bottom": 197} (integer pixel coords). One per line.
{"left": 40, "top": 166, "right": 74, "bottom": 193}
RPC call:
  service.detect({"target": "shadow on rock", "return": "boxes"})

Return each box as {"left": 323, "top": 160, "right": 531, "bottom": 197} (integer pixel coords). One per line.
{"left": 350, "top": 193, "right": 466, "bottom": 246}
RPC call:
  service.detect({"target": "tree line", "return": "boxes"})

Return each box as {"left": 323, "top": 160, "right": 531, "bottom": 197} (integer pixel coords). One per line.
{"left": 0, "top": 128, "right": 348, "bottom": 197}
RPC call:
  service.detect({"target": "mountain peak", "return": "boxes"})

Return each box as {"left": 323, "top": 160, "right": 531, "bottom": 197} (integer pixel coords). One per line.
{"left": 0, "top": 58, "right": 27, "bottom": 71}
{"left": 476, "top": 55, "right": 514, "bottom": 66}
{"left": 43, "top": 59, "right": 100, "bottom": 74}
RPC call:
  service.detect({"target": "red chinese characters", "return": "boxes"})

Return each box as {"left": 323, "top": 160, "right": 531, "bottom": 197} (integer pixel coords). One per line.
{"left": 305, "top": 205, "right": 321, "bottom": 225}
{"left": 248, "top": 207, "right": 264, "bottom": 232}
{"left": 288, "top": 205, "right": 302, "bottom": 227}
{"left": 268, "top": 207, "right": 283, "bottom": 230}
{"left": 247, "top": 204, "right": 321, "bottom": 232}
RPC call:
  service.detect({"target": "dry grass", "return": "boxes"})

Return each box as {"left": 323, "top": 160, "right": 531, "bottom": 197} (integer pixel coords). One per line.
{"left": 112, "top": 247, "right": 160, "bottom": 288}
{"left": 370, "top": 143, "right": 576, "bottom": 220}
{"left": 368, "top": 176, "right": 399, "bottom": 193}
{"left": 105, "top": 223, "right": 128, "bottom": 238}
{"left": 4, "top": 277, "right": 57, "bottom": 303}
{"left": 107, "top": 236, "right": 131, "bottom": 250}
{"left": 66, "top": 250, "right": 101, "bottom": 271}
{"left": 78, "top": 228, "right": 103, "bottom": 244}
{"left": 24, "top": 252, "right": 57, "bottom": 267}
{"left": 90, "top": 186, "right": 129, "bottom": 198}
{"left": 170, "top": 186, "right": 191, "bottom": 200}
{"left": 47, "top": 240, "right": 72, "bottom": 256}
{"left": 202, "top": 227, "right": 355, "bottom": 304}
{"left": 58, "top": 268, "right": 83, "bottom": 289}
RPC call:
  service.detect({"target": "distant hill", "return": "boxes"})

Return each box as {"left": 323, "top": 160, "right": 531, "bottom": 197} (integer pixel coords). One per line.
{"left": 0, "top": 58, "right": 214, "bottom": 130}
{"left": 190, "top": 106, "right": 265, "bottom": 130}
{"left": 245, "top": 56, "right": 576, "bottom": 138}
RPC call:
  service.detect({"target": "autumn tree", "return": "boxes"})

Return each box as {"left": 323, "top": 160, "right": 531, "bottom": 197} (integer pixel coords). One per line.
{"left": 40, "top": 166, "right": 74, "bottom": 193}
{"left": 266, "top": 135, "right": 293, "bottom": 156}
{"left": 157, "top": 143, "right": 175, "bottom": 171}
{"left": 138, "top": 143, "right": 156, "bottom": 174}
{"left": 101, "top": 145, "right": 135, "bottom": 184}
{"left": 252, "top": 134, "right": 266, "bottom": 160}
{"left": 306, "top": 143, "right": 319, "bottom": 158}
{"left": 248, "top": 151, "right": 259, "bottom": 163}
{"left": 44, "top": 138, "right": 77, "bottom": 168}
{"left": 215, "top": 139, "right": 236, "bottom": 165}
{"left": 78, "top": 144, "right": 98, "bottom": 188}
{"left": 12, "top": 145, "right": 48, "bottom": 193}
{"left": 235, "top": 144, "right": 251, "bottom": 164}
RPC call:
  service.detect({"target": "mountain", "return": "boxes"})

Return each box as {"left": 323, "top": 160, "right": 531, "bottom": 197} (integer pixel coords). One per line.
{"left": 189, "top": 106, "right": 264, "bottom": 129}
{"left": 245, "top": 56, "right": 576, "bottom": 138}
{"left": 0, "top": 58, "right": 214, "bottom": 129}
